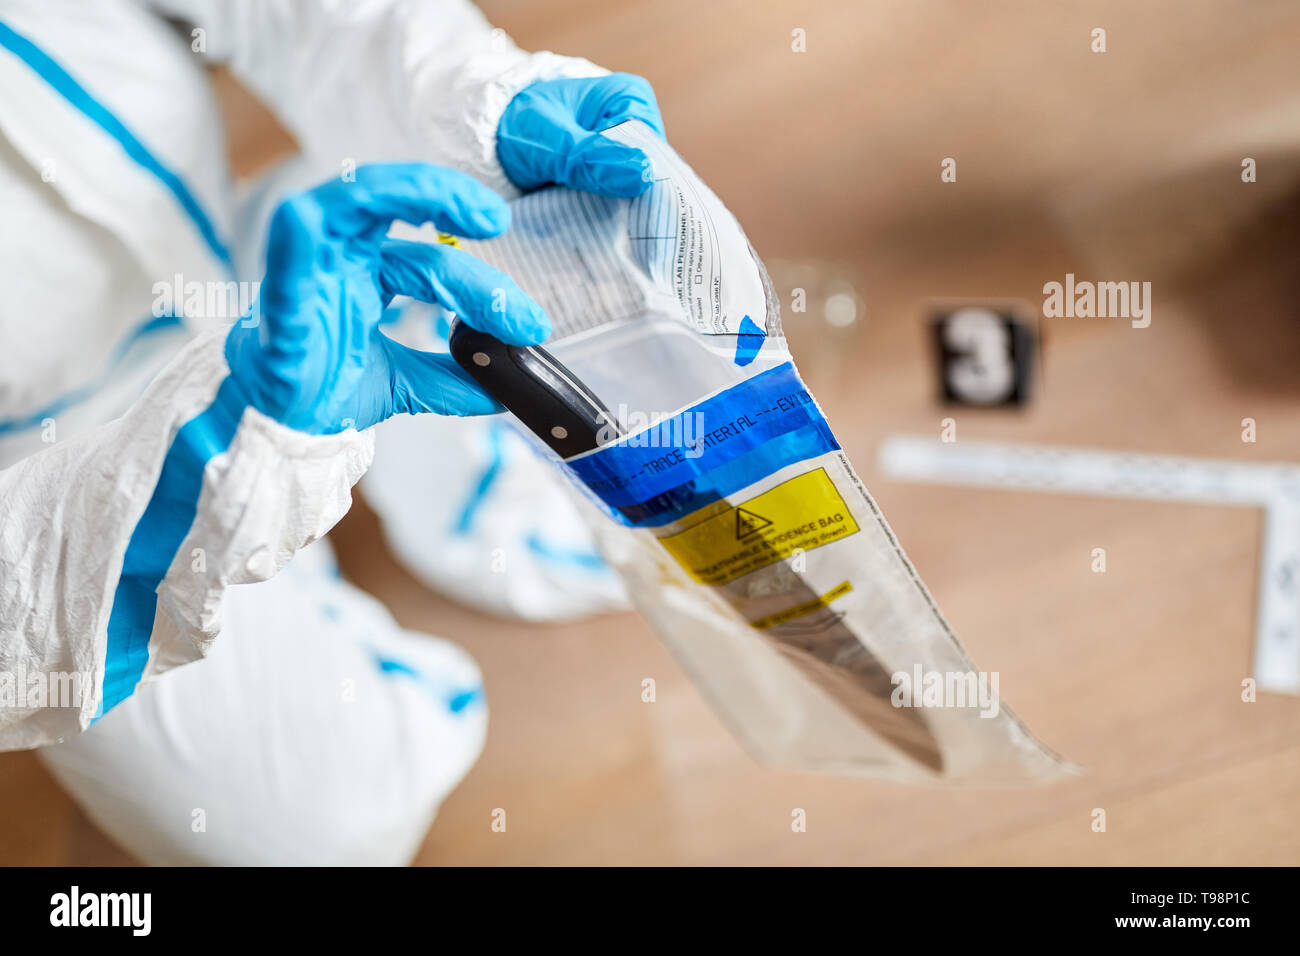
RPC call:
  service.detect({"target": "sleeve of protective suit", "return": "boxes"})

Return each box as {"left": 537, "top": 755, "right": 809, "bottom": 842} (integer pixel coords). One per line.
{"left": 0, "top": 330, "right": 373, "bottom": 751}
{"left": 143, "top": 0, "right": 606, "bottom": 196}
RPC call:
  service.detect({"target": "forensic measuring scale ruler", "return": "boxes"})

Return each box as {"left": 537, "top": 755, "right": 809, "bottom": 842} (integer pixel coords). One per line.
{"left": 878, "top": 435, "right": 1300, "bottom": 694}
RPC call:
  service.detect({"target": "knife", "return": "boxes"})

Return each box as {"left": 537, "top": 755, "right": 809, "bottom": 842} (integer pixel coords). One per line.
{"left": 448, "top": 319, "right": 621, "bottom": 458}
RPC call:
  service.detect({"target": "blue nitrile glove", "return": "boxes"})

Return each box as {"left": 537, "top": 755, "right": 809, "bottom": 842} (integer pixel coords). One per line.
{"left": 496, "top": 73, "right": 665, "bottom": 198}
{"left": 226, "top": 163, "right": 551, "bottom": 434}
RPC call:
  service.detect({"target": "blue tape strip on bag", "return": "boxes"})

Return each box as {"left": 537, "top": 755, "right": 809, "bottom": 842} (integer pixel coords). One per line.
{"left": 569, "top": 362, "right": 839, "bottom": 527}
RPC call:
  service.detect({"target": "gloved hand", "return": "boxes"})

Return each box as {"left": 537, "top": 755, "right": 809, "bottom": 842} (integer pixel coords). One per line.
{"left": 226, "top": 163, "right": 551, "bottom": 434}
{"left": 496, "top": 73, "right": 665, "bottom": 198}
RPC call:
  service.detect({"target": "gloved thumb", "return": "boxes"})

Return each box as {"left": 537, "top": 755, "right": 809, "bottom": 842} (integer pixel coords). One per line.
{"left": 381, "top": 337, "right": 502, "bottom": 418}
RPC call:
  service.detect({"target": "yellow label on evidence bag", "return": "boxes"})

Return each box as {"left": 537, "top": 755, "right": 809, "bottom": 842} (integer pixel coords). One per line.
{"left": 748, "top": 580, "right": 854, "bottom": 630}
{"left": 658, "top": 468, "right": 860, "bottom": 586}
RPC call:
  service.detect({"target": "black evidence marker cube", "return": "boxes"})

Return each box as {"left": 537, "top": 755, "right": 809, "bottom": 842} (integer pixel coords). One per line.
{"left": 931, "top": 307, "right": 1035, "bottom": 406}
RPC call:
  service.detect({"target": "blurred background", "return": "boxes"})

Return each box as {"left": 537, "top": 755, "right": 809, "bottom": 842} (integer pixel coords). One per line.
{"left": 4, "top": 0, "right": 1299, "bottom": 864}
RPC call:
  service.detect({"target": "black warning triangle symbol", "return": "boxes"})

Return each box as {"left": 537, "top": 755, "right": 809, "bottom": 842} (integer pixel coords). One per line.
{"left": 735, "top": 507, "right": 773, "bottom": 539}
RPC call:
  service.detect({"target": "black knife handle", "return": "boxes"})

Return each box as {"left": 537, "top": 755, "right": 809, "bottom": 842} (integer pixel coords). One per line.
{"left": 448, "top": 320, "right": 621, "bottom": 458}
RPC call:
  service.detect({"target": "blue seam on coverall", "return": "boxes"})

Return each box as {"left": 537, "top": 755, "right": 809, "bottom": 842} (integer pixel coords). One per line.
{"left": 373, "top": 653, "right": 484, "bottom": 714}
{"left": 0, "top": 24, "right": 254, "bottom": 719}
{"left": 0, "top": 21, "right": 234, "bottom": 268}
{"left": 0, "top": 313, "right": 185, "bottom": 435}
{"left": 525, "top": 532, "right": 606, "bottom": 571}
{"left": 454, "top": 423, "right": 609, "bottom": 573}
{"left": 452, "top": 420, "right": 507, "bottom": 534}
{"left": 97, "top": 377, "right": 247, "bottom": 719}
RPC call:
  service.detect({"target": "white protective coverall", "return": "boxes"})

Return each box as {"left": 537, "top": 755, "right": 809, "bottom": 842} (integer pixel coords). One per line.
{"left": 0, "top": 0, "right": 624, "bottom": 864}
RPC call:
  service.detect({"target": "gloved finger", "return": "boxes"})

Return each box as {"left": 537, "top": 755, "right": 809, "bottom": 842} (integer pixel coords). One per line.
{"left": 577, "top": 73, "right": 665, "bottom": 137}
{"left": 377, "top": 239, "right": 551, "bottom": 346}
{"left": 498, "top": 75, "right": 662, "bottom": 197}
{"left": 563, "top": 132, "right": 654, "bottom": 198}
{"left": 381, "top": 337, "right": 503, "bottom": 417}
{"left": 307, "top": 163, "right": 511, "bottom": 240}
{"left": 498, "top": 112, "right": 654, "bottom": 198}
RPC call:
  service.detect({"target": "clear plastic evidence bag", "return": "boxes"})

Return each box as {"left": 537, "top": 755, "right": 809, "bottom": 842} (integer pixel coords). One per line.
{"left": 421, "top": 121, "right": 1071, "bottom": 785}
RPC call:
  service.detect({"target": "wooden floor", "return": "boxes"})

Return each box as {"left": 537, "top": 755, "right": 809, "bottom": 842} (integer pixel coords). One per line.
{"left": 2, "top": 0, "right": 1298, "bottom": 865}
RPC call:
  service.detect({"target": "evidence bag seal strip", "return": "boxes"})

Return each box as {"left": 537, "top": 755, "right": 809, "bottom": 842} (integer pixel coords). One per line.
{"left": 568, "top": 361, "right": 840, "bottom": 527}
